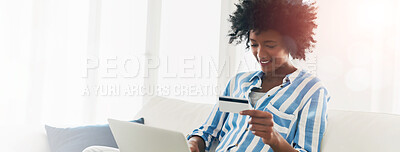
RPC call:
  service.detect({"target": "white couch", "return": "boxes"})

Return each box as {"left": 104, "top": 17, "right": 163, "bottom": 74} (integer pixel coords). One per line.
{"left": 4, "top": 96, "right": 400, "bottom": 152}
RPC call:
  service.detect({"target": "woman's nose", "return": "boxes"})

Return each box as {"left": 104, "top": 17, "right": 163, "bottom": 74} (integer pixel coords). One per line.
{"left": 257, "top": 47, "right": 269, "bottom": 59}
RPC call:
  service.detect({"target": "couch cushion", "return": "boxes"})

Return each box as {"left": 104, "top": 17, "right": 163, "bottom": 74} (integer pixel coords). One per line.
{"left": 136, "top": 97, "right": 400, "bottom": 152}
{"left": 321, "top": 110, "right": 400, "bottom": 152}
{"left": 134, "top": 96, "right": 213, "bottom": 136}
{"left": 45, "top": 118, "right": 144, "bottom": 152}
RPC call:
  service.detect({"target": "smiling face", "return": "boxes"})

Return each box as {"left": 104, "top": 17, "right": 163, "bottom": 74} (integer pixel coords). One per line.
{"left": 249, "top": 29, "right": 291, "bottom": 74}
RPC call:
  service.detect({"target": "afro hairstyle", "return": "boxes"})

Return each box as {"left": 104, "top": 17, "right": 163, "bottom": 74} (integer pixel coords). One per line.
{"left": 228, "top": 0, "right": 318, "bottom": 60}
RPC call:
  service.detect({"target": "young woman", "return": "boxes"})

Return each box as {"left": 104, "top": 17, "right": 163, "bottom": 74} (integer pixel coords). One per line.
{"left": 187, "top": 0, "right": 329, "bottom": 152}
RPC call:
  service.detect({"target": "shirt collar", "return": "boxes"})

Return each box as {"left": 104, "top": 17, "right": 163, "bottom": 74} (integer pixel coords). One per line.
{"left": 285, "top": 68, "right": 301, "bottom": 84}
{"left": 249, "top": 71, "right": 264, "bottom": 82}
{"left": 249, "top": 68, "right": 302, "bottom": 83}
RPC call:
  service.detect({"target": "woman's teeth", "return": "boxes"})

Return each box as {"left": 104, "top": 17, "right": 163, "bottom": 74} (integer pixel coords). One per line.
{"left": 261, "top": 60, "right": 270, "bottom": 64}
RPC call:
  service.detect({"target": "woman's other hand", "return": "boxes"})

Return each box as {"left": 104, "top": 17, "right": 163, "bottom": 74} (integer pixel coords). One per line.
{"left": 188, "top": 136, "right": 205, "bottom": 152}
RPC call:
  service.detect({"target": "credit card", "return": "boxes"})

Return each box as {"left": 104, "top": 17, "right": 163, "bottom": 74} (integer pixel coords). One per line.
{"left": 218, "top": 96, "right": 251, "bottom": 113}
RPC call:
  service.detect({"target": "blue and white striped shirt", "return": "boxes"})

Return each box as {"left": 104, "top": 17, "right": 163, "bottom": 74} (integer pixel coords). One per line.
{"left": 188, "top": 69, "right": 330, "bottom": 152}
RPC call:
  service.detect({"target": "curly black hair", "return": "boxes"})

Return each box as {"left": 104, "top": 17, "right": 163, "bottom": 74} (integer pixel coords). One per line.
{"left": 228, "top": 0, "right": 318, "bottom": 60}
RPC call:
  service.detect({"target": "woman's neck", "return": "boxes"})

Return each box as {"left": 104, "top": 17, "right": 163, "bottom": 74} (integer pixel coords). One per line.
{"left": 263, "top": 63, "right": 297, "bottom": 82}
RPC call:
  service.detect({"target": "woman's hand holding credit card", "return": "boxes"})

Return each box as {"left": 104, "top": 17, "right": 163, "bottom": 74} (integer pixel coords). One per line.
{"left": 218, "top": 96, "right": 252, "bottom": 113}
{"left": 218, "top": 96, "right": 279, "bottom": 146}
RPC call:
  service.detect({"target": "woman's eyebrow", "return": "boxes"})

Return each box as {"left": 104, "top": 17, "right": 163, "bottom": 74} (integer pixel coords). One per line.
{"left": 250, "top": 39, "right": 277, "bottom": 44}
{"left": 263, "top": 40, "right": 277, "bottom": 44}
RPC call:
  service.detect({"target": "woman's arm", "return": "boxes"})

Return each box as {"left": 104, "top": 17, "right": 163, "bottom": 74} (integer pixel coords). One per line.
{"left": 292, "top": 88, "right": 329, "bottom": 152}
{"left": 240, "top": 87, "right": 328, "bottom": 152}
{"left": 186, "top": 74, "right": 237, "bottom": 151}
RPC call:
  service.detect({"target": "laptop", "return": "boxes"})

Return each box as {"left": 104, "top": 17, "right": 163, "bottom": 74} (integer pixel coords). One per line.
{"left": 108, "top": 119, "right": 191, "bottom": 152}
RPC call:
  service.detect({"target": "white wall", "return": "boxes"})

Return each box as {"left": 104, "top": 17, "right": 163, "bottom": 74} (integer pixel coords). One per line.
{"left": 315, "top": 0, "right": 400, "bottom": 113}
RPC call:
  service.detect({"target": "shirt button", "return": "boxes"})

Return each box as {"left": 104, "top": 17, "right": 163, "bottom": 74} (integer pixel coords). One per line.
{"left": 235, "top": 144, "right": 238, "bottom": 147}
{"left": 280, "top": 85, "right": 284, "bottom": 87}
{"left": 268, "top": 95, "right": 270, "bottom": 97}
{"left": 245, "top": 128, "right": 248, "bottom": 131}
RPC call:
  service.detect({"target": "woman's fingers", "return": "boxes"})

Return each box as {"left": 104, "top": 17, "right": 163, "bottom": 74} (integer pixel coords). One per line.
{"left": 241, "top": 110, "right": 276, "bottom": 140}
{"left": 249, "top": 123, "right": 274, "bottom": 140}
{"left": 248, "top": 117, "right": 274, "bottom": 126}
{"left": 252, "top": 130, "right": 273, "bottom": 139}
{"left": 189, "top": 146, "right": 199, "bottom": 152}
{"left": 189, "top": 144, "right": 199, "bottom": 152}
{"left": 240, "top": 110, "right": 273, "bottom": 118}
{"left": 188, "top": 140, "right": 200, "bottom": 152}
{"left": 249, "top": 123, "right": 274, "bottom": 132}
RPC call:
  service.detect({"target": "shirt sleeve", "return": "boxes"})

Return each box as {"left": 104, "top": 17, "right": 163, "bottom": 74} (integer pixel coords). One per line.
{"left": 292, "top": 87, "right": 330, "bottom": 152}
{"left": 186, "top": 77, "right": 233, "bottom": 151}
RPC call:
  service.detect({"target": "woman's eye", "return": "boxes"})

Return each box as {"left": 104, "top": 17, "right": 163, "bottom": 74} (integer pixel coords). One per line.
{"left": 266, "top": 45, "right": 277, "bottom": 49}
{"left": 251, "top": 44, "right": 258, "bottom": 47}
